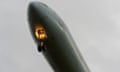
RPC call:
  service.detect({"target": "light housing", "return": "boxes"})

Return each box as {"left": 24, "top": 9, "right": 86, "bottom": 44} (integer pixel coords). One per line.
{"left": 35, "top": 25, "right": 47, "bottom": 41}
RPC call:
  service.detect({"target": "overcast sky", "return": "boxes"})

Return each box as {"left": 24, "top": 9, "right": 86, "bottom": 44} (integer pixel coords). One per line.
{"left": 0, "top": 0, "right": 120, "bottom": 72}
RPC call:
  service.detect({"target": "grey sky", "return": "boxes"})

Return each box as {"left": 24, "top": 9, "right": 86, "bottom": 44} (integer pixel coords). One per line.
{"left": 0, "top": 0, "right": 120, "bottom": 72}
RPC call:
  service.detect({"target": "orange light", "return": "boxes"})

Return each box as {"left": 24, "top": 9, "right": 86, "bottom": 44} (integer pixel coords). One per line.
{"left": 35, "top": 25, "right": 47, "bottom": 41}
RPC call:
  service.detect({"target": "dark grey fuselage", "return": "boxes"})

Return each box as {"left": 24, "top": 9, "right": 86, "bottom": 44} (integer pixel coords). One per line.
{"left": 28, "top": 2, "right": 90, "bottom": 72}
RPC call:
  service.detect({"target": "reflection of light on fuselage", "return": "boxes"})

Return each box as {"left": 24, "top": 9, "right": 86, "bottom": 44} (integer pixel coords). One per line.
{"left": 35, "top": 25, "right": 47, "bottom": 41}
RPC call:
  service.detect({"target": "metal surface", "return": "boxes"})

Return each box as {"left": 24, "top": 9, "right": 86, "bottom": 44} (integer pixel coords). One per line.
{"left": 28, "top": 2, "right": 90, "bottom": 72}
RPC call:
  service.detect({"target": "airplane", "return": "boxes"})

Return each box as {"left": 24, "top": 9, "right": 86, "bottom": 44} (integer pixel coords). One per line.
{"left": 28, "top": 2, "right": 90, "bottom": 72}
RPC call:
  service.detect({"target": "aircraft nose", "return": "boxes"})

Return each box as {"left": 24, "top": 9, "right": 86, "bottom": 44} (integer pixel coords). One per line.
{"left": 28, "top": 2, "right": 65, "bottom": 39}
{"left": 28, "top": 2, "right": 48, "bottom": 22}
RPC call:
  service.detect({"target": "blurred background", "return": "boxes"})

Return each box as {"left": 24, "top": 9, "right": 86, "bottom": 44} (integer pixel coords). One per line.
{"left": 0, "top": 0, "right": 120, "bottom": 72}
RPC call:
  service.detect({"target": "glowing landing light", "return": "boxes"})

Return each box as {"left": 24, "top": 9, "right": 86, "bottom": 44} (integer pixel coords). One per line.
{"left": 35, "top": 25, "right": 47, "bottom": 41}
